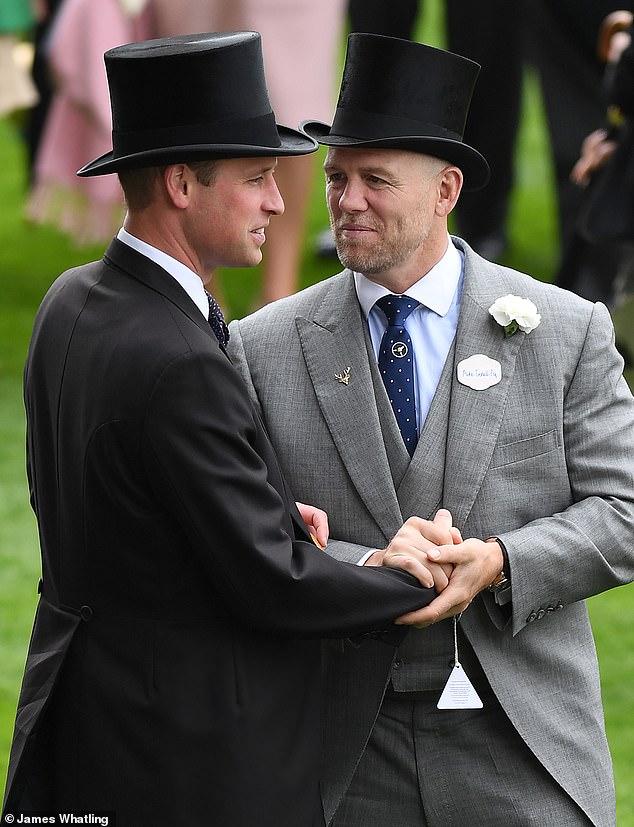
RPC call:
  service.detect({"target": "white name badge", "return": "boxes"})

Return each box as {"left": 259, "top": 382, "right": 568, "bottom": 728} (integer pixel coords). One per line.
{"left": 457, "top": 354, "right": 502, "bottom": 390}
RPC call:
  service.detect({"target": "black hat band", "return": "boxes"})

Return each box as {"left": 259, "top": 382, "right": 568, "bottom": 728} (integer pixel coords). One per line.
{"left": 112, "top": 111, "right": 281, "bottom": 155}
{"left": 331, "top": 107, "right": 463, "bottom": 143}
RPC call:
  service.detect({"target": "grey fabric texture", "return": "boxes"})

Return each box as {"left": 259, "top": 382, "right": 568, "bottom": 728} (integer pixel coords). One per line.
{"left": 228, "top": 237, "right": 634, "bottom": 826}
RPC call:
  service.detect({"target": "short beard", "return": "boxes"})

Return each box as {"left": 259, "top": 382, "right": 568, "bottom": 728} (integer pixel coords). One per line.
{"left": 332, "top": 214, "right": 428, "bottom": 275}
{"left": 335, "top": 238, "right": 390, "bottom": 274}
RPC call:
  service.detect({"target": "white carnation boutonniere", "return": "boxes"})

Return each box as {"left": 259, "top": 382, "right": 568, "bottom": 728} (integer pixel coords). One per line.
{"left": 488, "top": 294, "right": 541, "bottom": 338}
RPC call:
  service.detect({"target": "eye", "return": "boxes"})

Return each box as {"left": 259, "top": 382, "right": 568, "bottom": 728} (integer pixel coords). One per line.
{"left": 366, "top": 175, "right": 388, "bottom": 186}
{"left": 325, "top": 171, "right": 344, "bottom": 185}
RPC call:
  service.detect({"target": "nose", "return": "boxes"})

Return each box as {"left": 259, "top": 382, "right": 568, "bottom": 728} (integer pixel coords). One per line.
{"left": 264, "top": 177, "right": 285, "bottom": 216}
{"left": 336, "top": 178, "right": 367, "bottom": 213}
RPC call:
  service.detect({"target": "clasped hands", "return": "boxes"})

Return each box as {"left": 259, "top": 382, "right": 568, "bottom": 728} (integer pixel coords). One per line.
{"left": 297, "top": 503, "right": 504, "bottom": 629}
{"left": 368, "top": 509, "right": 504, "bottom": 628}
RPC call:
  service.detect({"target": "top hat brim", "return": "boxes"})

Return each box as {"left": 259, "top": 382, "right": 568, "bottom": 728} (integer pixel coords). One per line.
{"left": 302, "top": 120, "right": 490, "bottom": 192}
{"left": 77, "top": 124, "right": 317, "bottom": 177}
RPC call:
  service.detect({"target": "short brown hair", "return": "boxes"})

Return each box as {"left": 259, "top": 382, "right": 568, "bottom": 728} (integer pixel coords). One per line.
{"left": 118, "top": 160, "right": 220, "bottom": 210}
{"left": 187, "top": 159, "right": 220, "bottom": 187}
{"left": 118, "top": 166, "right": 164, "bottom": 211}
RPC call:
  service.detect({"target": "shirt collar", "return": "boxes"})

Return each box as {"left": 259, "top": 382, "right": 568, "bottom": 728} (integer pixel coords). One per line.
{"left": 117, "top": 227, "right": 209, "bottom": 319}
{"left": 354, "top": 237, "right": 463, "bottom": 320}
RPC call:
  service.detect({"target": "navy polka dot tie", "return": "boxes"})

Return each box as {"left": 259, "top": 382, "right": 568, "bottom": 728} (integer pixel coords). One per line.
{"left": 206, "top": 291, "right": 229, "bottom": 347}
{"left": 376, "top": 295, "right": 420, "bottom": 456}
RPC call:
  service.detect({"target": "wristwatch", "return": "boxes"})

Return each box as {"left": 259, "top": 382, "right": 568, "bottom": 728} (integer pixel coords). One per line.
{"left": 487, "top": 570, "right": 512, "bottom": 605}
{"left": 485, "top": 538, "right": 512, "bottom": 606}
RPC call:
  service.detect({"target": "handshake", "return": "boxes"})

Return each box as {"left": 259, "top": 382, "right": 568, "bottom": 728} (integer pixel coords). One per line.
{"left": 298, "top": 504, "right": 505, "bottom": 629}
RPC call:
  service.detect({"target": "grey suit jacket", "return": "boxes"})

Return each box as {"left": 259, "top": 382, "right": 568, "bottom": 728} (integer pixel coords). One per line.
{"left": 228, "top": 237, "right": 634, "bottom": 826}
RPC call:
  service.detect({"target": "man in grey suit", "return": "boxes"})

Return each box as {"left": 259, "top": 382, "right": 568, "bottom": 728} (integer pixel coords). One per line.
{"left": 228, "top": 34, "right": 634, "bottom": 827}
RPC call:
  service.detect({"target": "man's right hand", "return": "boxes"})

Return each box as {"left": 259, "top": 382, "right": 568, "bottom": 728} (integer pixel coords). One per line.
{"left": 365, "top": 510, "right": 458, "bottom": 591}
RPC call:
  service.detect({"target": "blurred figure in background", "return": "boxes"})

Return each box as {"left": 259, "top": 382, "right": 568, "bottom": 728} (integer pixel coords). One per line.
{"left": 567, "top": 7, "right": 634, "bottom": 308}
{"left": 25, "top": 0, "right": 152, "bottom": 244}
{"left": 524, "top": 0, "right": 633, "bottom": 301}
{"left": 445, "top": 0, "right": 522, "bottom": 260}
{"left": 0, "top": 0, "right": 38, "bottom": 120}
{"left": 151, "top": 0, "right": 346, "bottom": 307}
{"left": 23, "top": 0, "right": 63, "bottom": 185}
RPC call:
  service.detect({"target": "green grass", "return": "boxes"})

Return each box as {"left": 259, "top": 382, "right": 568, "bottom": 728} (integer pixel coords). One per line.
{"left": 1, "top": 11, "right": 634, "bottom": 820}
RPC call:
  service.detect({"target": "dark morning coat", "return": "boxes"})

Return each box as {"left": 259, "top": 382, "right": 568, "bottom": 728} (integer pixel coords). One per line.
{"left": 2, "top": 239, "right": 433, "bottom": 827}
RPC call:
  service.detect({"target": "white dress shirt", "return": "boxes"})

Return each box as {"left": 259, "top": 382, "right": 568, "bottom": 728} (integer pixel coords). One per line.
{"left": 117, "top": 227, "right": 209, "bottom": 320}
{"left": 355, "top": 238, "right": 464, "bottom": 430}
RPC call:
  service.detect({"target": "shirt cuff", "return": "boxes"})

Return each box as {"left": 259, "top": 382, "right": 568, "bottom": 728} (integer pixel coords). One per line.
{"left": 357, "top": 549, "right": 379, "bottom": 566}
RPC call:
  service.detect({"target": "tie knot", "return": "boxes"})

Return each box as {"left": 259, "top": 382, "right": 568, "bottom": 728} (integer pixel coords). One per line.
{"left": 375, "top": 295, "right": 420, "bottom": 327}
{"left": 206, "top": 291, "right": 229, "bottom": 347}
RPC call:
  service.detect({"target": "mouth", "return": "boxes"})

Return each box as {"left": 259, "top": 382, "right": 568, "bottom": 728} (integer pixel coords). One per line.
{"left": 250, "top": 227, "right": 266, "bottom": 244}
{"left": 336, "top": 220, "right": 377, "bottom": 239}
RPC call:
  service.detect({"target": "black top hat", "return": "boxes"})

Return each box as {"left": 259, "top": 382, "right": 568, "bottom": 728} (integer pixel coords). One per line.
{"left": 77, "top": 31, "right": 317, "bottom": 177}
{"left": 301, "top": 34, "right": 490, "bottom": 191}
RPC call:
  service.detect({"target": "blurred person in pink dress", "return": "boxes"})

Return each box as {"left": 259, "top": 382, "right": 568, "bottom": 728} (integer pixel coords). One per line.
{"left": 26, "top": 0, "right": 152, "bottom": 244}
{"left": 151, "top": 0, "right": 346, "bottom": 306}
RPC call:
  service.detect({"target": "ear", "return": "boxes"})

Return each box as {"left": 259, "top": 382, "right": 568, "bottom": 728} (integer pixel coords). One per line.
{"left": 436, "top": 166, "right": 463, "bottom": 217}
{"left": 163, "top": 164, "right": 193, "bottom": 209}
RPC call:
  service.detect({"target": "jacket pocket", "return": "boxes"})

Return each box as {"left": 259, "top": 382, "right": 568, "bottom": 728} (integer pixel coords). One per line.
{"left": 489, "top": 429, "right": 559, "bottom": 469}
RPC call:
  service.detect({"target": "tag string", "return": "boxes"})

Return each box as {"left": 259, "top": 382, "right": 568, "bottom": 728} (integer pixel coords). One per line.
{"left": 453, "top": 612, "right": 463, "bottom": 667}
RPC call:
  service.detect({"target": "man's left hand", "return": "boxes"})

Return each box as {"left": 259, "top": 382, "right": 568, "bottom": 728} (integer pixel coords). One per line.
{"left": 394, "top": 538, "right": 504, "bottom": 627}
{"left": 296, "top": 501, "right": 329, "bottom": 549}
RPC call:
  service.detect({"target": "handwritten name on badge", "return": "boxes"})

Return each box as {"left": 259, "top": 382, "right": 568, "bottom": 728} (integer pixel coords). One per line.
{"left": 457, "top": 354, "right": 502, "bottom": 390}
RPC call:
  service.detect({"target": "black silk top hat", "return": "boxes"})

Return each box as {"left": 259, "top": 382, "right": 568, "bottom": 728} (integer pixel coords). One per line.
{"left": 77, "top": 31, "right": 317, "bottom": 177}
{"left": 301, "top": 33, "right": 490, "bottom": 191}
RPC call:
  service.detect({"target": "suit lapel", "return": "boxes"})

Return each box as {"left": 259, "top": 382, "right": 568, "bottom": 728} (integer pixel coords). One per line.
{"left": 104, "top": 238, "right": 217, "bottom": 343}
{"left": 295, "top": 274, "right": 403, "bottom": 539}
{"left": 442, "top": 243, "right": 527, "bottom": 528}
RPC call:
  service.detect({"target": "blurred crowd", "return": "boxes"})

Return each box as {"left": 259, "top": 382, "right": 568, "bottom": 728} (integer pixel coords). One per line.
{"left": 2, "top": 0, "right": 634, "bottom": 311}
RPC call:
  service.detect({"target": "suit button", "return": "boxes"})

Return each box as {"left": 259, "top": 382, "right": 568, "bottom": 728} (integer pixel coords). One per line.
{"left": 526, "top": 611, "right": 537, "bottom": 623}
{"left": 546, "top": 605, "right": 555, "bottom": 613}
{"left": 536, "top": 608, "right": 546, "bottom": 620}
{"left": 392, "top": 658, "right": 402, "bottom": 670}
{"left": 80, "top": 605, "right": 94, "bottom": 622}
{"left": 556, "top": 602, "right": 564, "bottom": 610}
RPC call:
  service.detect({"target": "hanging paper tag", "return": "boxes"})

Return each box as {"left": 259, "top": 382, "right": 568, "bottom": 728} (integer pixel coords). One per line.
{"left": 437, "top": 615, "right": 483, "bottom": 709}
{"left": 437, "top": 662, "right": 483, "bottom": 709}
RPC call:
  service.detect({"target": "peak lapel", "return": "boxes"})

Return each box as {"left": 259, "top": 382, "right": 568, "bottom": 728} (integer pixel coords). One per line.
{"left": 295, "top": 275, "right": 403, "bottom": 538}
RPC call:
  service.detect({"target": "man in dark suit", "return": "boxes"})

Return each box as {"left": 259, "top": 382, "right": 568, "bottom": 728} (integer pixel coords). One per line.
{"left": 1, "top": 32, "right": 443, "bottom": 827}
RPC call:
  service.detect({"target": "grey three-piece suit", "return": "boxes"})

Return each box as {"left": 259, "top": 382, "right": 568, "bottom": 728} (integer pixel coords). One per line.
{"left": 228, "top": 237, "right": 634, "bottom": 826}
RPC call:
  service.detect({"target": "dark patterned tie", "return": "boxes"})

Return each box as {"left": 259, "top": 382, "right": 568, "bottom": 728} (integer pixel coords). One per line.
{"left": 375, "top": 295, "right": 420, "bottom": 456}
{"left": 205, "top": 291, "right": 229, "bottom": 347}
